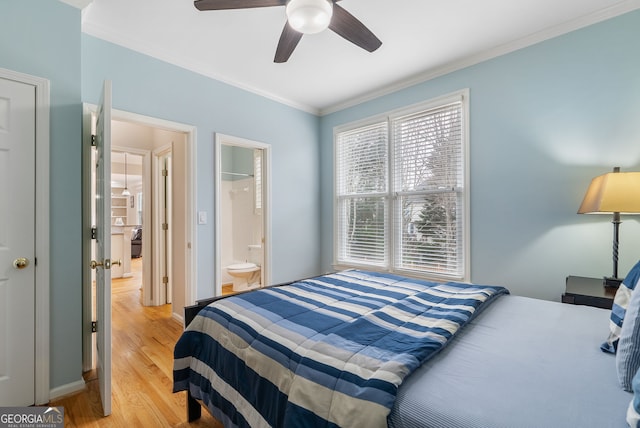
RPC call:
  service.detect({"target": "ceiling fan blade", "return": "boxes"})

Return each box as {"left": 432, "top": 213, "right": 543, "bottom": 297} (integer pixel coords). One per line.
{"left": 194, "top": 0, "right": 285, "bottom": 11}
{"left": 274, "top": 22, "right": 303, "bottom": 63}
{"left": 329, "top": 3, "right": 382, "bottom": 53}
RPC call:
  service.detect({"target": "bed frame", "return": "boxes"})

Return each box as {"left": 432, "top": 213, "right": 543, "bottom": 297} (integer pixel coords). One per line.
{"left": 183, "top": 295, "right": 221, "bottom": 421}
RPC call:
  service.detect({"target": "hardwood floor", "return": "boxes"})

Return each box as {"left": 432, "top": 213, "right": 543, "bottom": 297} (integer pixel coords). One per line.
{"left": 50, "top": 258, "right": 222, "bottom": 427}
{"left": 222, "top": 283, "right": 234, "bottom": 296}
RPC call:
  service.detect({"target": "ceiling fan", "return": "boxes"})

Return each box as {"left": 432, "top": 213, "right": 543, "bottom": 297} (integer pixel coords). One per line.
{"left": 193, "top": 0, "right": 383, "bottom": 63}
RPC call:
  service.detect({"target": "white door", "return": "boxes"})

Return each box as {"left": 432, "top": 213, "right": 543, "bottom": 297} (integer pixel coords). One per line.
{"left": 91, "top": 80, "right": 113, "bottom": 416}
{"left": 0, "top": 77, "right": 36, "bottom": 405}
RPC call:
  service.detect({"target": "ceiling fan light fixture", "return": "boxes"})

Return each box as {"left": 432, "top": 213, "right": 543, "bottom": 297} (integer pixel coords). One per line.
{"left": 286, "top": 0, "right": 333, "bottom": 34}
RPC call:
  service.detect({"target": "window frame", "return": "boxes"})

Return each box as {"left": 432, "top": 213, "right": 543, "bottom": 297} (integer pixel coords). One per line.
{"left": 333, "top": 89, "right": 470, "bottom": 282}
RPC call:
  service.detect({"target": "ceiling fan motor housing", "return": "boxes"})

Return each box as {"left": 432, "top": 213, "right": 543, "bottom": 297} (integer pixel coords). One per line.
{"left": 286, "top": 0, "right": 333, "bottom": 34}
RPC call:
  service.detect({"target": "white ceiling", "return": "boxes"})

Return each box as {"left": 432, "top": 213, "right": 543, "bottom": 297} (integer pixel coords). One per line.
{"left": 74, "top": 0, "right": 639, "bottom": 115}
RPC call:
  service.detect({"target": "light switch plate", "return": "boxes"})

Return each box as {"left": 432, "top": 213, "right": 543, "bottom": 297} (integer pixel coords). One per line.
{"left": 198, "top": 211, "right": 207, "bottom": 225}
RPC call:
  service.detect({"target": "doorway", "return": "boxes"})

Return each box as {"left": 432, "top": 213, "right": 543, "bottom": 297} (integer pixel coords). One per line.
{"left": 109, "top": 127, "right": 185, "bottom": 309}
{"left": 82, "top": 107, "right": 197, "bottom": 373}
{"left": 215, "top": 133, "right": 271, "bottom": 296}
{"left": 109, "top": 150, "right": 144, "bottom": 286}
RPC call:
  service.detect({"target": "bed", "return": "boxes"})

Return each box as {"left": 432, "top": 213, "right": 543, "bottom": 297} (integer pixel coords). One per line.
{"left": 173, "top": 269, "right": 637, "bottom": 427}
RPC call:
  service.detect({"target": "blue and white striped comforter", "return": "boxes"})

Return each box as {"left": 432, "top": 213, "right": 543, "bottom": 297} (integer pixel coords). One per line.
{"left": 173, "top": 270, "right": 508, "bottom": 427}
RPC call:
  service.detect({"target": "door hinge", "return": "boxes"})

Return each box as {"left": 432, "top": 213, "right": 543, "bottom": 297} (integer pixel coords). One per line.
{"left": 91, "top": 321, "right": 97, "bottom": 333}
{"left": 91, "top": 227, "right": 97, "bottom": 240}
{"left": 162, "top": 223, "right": 168, "bottom": 231}
{"left": 162, "top": 276, "right": 169, "bottom": 284}
{"left": 162, "top": 169, "right": 168, "bottom": 177}
{"left": 91, "top": 134, "right": 97, "bottom": 146}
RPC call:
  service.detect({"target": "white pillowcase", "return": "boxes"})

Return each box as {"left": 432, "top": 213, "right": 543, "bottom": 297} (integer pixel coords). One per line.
{"left": 617, "top": 276, "right": 640, "bottom": 391}
{"left": 602, "top": 260, "right": 640, "bottom": 354}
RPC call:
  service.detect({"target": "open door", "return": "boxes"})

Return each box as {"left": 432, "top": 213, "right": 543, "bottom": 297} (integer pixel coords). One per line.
{"left": 90, "top": 80, "right": 113, "bottom": 416}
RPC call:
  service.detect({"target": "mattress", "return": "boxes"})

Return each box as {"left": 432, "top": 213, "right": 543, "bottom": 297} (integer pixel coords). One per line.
{"left": 174, "top": 270, "right": 508, "bottom": 427}
{"left": 389, "top": 295, "right": 632, "bottom": 428}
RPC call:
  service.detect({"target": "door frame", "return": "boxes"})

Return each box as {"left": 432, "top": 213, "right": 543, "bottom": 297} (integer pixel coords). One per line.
{"left": 0, "top": 67, "right": 50, "bottom": 404}
{"left": 214, "top": 133, "right": 272, "bottom": 296}
{"left": 82, "top": 105, "right": 197, "bottom": 371}
{"left": 153, "top": 145, "right": 173, "bottom": 306}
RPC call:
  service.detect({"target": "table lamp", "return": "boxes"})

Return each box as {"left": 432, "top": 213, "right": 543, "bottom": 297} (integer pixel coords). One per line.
{"left": 578, "top": 167, "right": 640, "bottom": 287}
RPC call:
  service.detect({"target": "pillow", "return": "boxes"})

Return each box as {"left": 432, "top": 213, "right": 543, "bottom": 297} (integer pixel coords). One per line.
{"left": 601, "top": 260, "right": 640, "bottom": 354}
{"left": 618, "top": 282, "right": 640, "bottom": 390}
{"left": 627, "top": 368, "right": 640, "bottom": 426}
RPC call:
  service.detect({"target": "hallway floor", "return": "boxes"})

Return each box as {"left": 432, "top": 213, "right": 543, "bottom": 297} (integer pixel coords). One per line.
{"left": 50, "top": 257, "right": 222, "bottom": 427}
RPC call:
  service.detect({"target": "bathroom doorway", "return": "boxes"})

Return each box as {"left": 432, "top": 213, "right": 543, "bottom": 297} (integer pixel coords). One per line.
{"left": 215, "top": 133, "right": 271, "bottom": 296}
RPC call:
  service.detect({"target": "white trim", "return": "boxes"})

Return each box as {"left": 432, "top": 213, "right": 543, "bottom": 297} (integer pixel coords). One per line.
{"left": 81, "top": 104, "right": 94, "bottom": 373}
{"left": 186, "top": 129, "right": 197, "bottom": 306}
{"left": 80, "top": 22, "right": 317, "bottom": 115}
{"left": 48, "top": 379, "right": 86, "bottom": 401}
{"left": 108, "top": 109, "right": 197, "bottom": 307}
{"left": 58, "top": 0, "right": 93, "bottom": 9}
{"left": 0, "top": 67, "right": 51, "bottom": 405}
{"left": 171, "top": 312, "right": 184, "bottom": 325}
{"left": 80, "top": 1, "right": 639, "bottom": 115}
{"left": 34, "top": 73, "right": 50, "bottom": 406}
{"left": 320, "top": 1, "right": 640, "bottom": 115}
{"left": 332, "top": 89, "right": 470, "bottom": 282}
{"left": 214, "top": 134, "right": 272, "bottom": 297}
{"left": 152, "top": 144, "right": 173, "bottom": 306}
{"left": 82, "top": 104, "right": 198, "bottom": 370}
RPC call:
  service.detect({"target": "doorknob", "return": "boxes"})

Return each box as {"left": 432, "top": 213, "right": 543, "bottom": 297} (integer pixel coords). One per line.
{"left": 90, "top": 260, "right": 104, "bottom": 269}
{"left": 13, "top": 257, "right": 29, "bottom": 269}
{"left": 90, "top": 259, "right": 122, "bottom": 270}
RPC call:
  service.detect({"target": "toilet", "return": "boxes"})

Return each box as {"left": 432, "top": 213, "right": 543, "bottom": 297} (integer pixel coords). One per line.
{"left": 226, "top": 244, "right": 262, "bottom": 292}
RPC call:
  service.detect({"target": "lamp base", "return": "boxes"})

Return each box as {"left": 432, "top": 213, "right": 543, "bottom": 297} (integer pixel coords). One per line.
{"left": 603, "top": 277, "right": 623, "bottom": 288}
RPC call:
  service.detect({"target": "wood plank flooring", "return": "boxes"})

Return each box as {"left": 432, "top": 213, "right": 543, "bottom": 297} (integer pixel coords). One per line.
{"left": 50, "top": 258, "right": 222, "bottom": 427}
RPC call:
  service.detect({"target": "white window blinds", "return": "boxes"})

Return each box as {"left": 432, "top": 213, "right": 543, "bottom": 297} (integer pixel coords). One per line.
{"left": 253, "top": 149, "right": 262, "bottom": 214}
{"left": 336, "top": 122, "right": 389, "bottom": 267}
{"left": 392, "top": 102, "right": 464, "bottom": 278}
{"left": 335, "top": 92, "right": 467, "bottom": 280}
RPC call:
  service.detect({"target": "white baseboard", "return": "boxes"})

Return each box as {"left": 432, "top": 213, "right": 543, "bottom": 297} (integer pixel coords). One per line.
{"left": 49, "top": 378, "right": 86, "bottom": 401}
{"left": 172, "top": 311, "right": 184, "bottom": 326}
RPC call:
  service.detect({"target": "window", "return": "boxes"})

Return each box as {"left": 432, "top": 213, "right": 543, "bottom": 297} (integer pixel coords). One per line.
{"left": 334, "top": 90, "right": 469, "bottom": 280}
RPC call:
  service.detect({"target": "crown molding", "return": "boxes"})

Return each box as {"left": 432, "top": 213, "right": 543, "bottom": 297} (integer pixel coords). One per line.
{"left": 79, "top": 0, "right": 639, "bottom": 117}
{"left": 81, "top": 20, "right": 320, "bottom": 115}
{"left": 319, "top": 0, "right": 640, "bottom": 116}
{"left": 59, "top": 0, "right": 93, "bottom": 9}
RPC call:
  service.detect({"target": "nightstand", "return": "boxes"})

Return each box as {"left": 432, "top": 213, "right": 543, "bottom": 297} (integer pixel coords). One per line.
{"left": 561, "top": 276, "right": 616, "bottom": 309}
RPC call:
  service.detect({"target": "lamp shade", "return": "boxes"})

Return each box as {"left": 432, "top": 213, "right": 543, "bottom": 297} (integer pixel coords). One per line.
{"left": 286, "top": 0, "right": 333, "bottom": 34}
{"left": 578, "top": 171, "right": 640, "bottom": 214}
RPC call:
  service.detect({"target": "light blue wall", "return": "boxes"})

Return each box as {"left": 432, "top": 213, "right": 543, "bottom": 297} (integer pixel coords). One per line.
{"left": 0, "top": 0, "right": 82, "bottom": 387}
{"left": 320, "top": 10, "right": 640, "bottom": 301}
{"left": 81, "top": 35, "right": 322, "bottom": 299}
{"left": 2, "top": 0, "right": 639, "bottom": 396}
{"left": 222, "top": 145, "right": 254, "bottom": 180}
{"left": 2, "top": 0, "right": 320, "bottom": 392}
{"left": 0, "top": 1, "right": 83, "bottom": 392}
